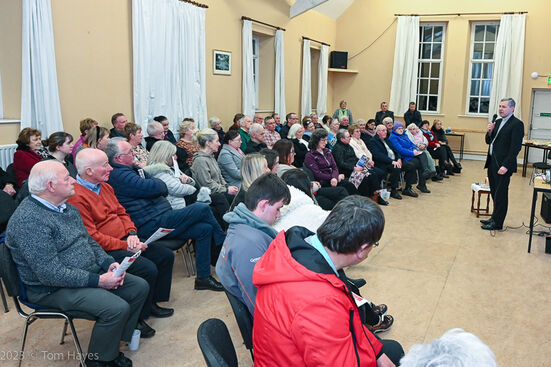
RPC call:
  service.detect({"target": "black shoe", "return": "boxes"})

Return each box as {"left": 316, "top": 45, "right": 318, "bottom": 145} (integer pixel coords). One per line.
{"left": 431, "top": 175, "right": 443, "bottom": 181}
{"left": 416, "top": 185, "right": 431, "bottom": 193}
{"left": 150, "top": 303, "right": 174, "bottom": 318}
{"left": 377, "top": 196, "right": 389, "bottom": 206}
{"left": 84, "top": 358, "right": 110, "bottom": 367}
{"left": 347, "top": 277, "right": 367, "bottom": 288}
{"left": 136, "top": 320, "right": 156, "bottom": 338}
{"left": 453, "top": 166, "right": 462, "bottom": 173}
{"left": 481, "top": 222, "right": 502, "bottom": 230}
{"left": 480, "top": 218, "right": 493, "bottom": 225}
{"left": 194, "top": 276, "right": 224, "bottom": 292}
{"left": 390, "top": 189, "right": 402, "bottom": 200}
{"left": 402, "top": 187, "right": 418, "bottom": 197}
{"left": 111, "top": 352, "right": 133, "bottom": 367}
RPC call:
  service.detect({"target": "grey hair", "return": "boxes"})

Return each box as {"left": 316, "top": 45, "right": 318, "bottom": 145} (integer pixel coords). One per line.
{"left": 287, "top": 123, "right": 302, "bottom": 139}
{"left": 249, "top": 123, "right": 264, "bottom": 136}
{"left": 336, "top": 129, "right": 349, "bottom": 140}
{"left": 147, "top": 121, "right": 163, "bottom": 136}
{"left": 407, "top": 123, "right": 419, "bottom": 131}
{"left": 208, "top": 116, "right": 221, "bottom": 127}
{"left": 500, "top": 97, "right": 515, "bottom": 108}
{"left": 239, "top": 116, "right": 250, "bottom": 126}
{"left": 382, "top": 116, "right": 394, "bottom": 124}
{"left": 375, "top": 124, "right": 387, "bottom": 132}
{"left": 104, "top": 137, "right": 127, "bottom": 163}
{"left": 356, "top": 119, "right": 366, "bottom": 124}
{"left": 28, "top": 161, "right": 62, "bottom": 195}
{"left": 400, "top": 328, "right": 496, "bottom": 367}
{"left": 147, "top": 140, "right": 177, "bottom": 166}
{"left": 195, "top": 128, "right": 218, "bottom": 148}
{"left": 339, "top": 115, "right": 349, "bottom": 122}
{"left": 75, "top": 148, "right": 94, "bottom": 175}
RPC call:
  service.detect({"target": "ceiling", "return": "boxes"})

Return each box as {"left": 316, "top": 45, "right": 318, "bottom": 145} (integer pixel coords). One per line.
{"left": 287, "top": 0, "right": 356, "bottom": 20}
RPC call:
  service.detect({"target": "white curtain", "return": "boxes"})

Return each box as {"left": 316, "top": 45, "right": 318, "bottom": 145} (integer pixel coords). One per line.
{"left": 301, "top": 39, "right": 312, "bottom": 119}
{"left": 274, "top": 29, "right": 286, "bottom": 120}
{"left": 389, "top": 16, "right": 420, "bottom": 115}
{"left": 242, "top": 20, "right": 256, "bottom": 118}
{"left": 21, "top": 0, "right": 63, "bottom": 136}
{"left": 133, "top": 0, "right": 207, "bottom": 132}
{"left": 316, "top": 44, "right": 329, "bottom": 117}
{"left": 489, "top": 14, "right": 526, "bottom": 121}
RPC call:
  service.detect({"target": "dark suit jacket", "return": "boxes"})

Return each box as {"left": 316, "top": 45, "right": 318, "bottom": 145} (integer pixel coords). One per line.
{"left": 484, "top": 114, "right": 524, "bottom": 173}
{"left": 404, "top": 110, "right": 422, "bottom": 127}
{"left": 375, "top": 110, "right": 394, "bottom": 125}
{"left": 368, "top": 136, "right": 402, "bottom": 169}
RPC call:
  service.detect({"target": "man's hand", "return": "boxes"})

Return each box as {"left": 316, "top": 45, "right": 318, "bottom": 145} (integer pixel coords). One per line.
{"left": 368, "top": 160, "right": 375, "bottom": 168}
{"left": 126, "top": 235, "right": 147, "bottom": 253}
{"left": 108, "top": 262, "right": 120, "bottom": 272}
{"left": 330, "top": 178, "right": 338, "bottom": 187}
{"left": 498, "top": 166, "right": 508, "bottom": 175}
{"left": 3, "top": 184, "right": 16, "bottom": 196}
{"left": 99, "top": 264, "right": 125, "bottom": 290}
{"left": 435, "top": 143, "right": 441, "bottom": 148}
{"left": 488, "top": 122, "right": 496, "bottom": 133}
{"left": 376, "top": 354, "right": 395, "bottom": 367}
{"left": 418, "top": 144, "right": 426, "bottom": 150}
{"left": 227, "top": 186, "right": 239, "bottom": 195}
{"left": 391, "top": 161, "right": 400, "bottom": 168}
{"left": 338, "top": 174, "right": 345, "bottom": 181}
{"left": 354, "top": 166, "right": 364, "bottom": 172}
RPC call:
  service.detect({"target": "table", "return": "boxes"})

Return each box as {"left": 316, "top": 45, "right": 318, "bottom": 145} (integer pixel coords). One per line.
{"left": 528, "top": 178, "right": 551, "bottom": 253}
{"left": 471, "top": 183, "right": 491, "bottom": 217}
{"left": 446, "top": 132, "right": 465, "bottom": 161}
{"left": 521, "top": 141, "right": 551, "bottom": 177}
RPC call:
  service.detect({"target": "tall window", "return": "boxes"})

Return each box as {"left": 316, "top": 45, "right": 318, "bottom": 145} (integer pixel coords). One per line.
{"left": 252, "top": 35, "right": 260, "bottom": 106}
{"left": 467, "top": 22, "right": 499, "bottom": 115}
{"left": 417, "top": 23, "right": 445, "bottom": 113}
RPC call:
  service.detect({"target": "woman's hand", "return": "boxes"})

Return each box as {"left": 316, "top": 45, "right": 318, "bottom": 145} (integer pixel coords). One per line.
{"left": 338, "top": 174, "right": 345, "bottom": 182}
{"left": 3, "top": 184, "right": 16, "bottom": 196}
{"left": 354, "top": 166, "right": 364, "bottom": 172}
{"left": 179, "top": 174, "right": 191, "bottom": 184}
{"left": 330, "top": 178, "right": 338, "bottom": 187}
{"left": 227, "top": 186, "right": 239, "bottom": 195}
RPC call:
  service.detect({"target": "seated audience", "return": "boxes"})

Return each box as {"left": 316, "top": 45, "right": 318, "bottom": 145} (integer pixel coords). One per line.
{"left": 123, "top": 122, "right": 148, "bottom": 168}
{"left": 406, "top": 123, "right": 440, "bottom": 180}
{"left": 254, "top": 112, "right": 264, "bottom": 125}
{"left": 146, "top": 121, "right": 189, "bottom": 173}
{"left": 359, "top": 118, "right": 377, "bottom": 146}
{"left": 431, "top": 119, "right": 462, "bottom": 173}
{"left": 144, "top": 141, "right": 199, "bottom": 210}
{"left": 244, "top": 123, "right": 268, "bottom": 154}
{"left": 280, "top": 112, "right": 298, "bottom": 139}
{"left": 414, "top": 121, "right": 445, "bottom": 179}
{"left": 332, "top": 99, "right": 353, "bottom": 124}
{"left": 404, "top": 102, "right": 422, "bottom": 127}
{"left": 263, "top": 115, "right": 281, "bottom": 148}
{"left": 13, "top": 128, "right": 44, "bottom": 187}
{"left": 229, "top": 153, "right": 270, "bottom": 211}
{"left": 302, "top": 117, "right": 315, "bottom": 139}
{"left": 389, "top": 122, "right": 431, "bottom": 196}
{"left": 43, "top": 132, "right": 78, "bottom": 178}
{"left": 259, "top": 148, "right": 280, "bottom": 174}
{"left": 72, "top": 118, "right": 98, "bottom": 161}
{"left": 327, "top": 118, "right": 340, "bottom": 149}
{"left": 209, "top": 116, "right": 225, "bottom": 155}
{"left": 0, "top": 167, "right": 17, "bottom": 235}
{"left": 287, "top": 124, "right": 309, "bottom": 168}
{"left": 349, "top": 124, "right": 373, "bottom": 161}
{"left": 321, "top": 114, "right": 332, "bottom": 132}
{"left": 368, "top": 125, "right": 404, "bottom": 200}
{"left": 191, "top": 129, "right": 239, "bottom": 228}
{"left": 105, "top": 138, "right": 226, "bottom": 291}
{"left": 70, "top": 148, "right": 175, "bottom": 338}
{"left": 400, "top": 328, "right": 496, "bottom": 367}
{"left": 216, "top": 173, "right": 290, "bottom": 316}
{"left": 176, "top": 118, "right": 198, "bottom": 167}
{"left": 339, "top": 115, "right": 350, "bottom": 130}
{"left": 153, "top": 115, "right": 177, "bottom": 144}
{"left": 383, "top": 116, "right": 395, "bottom": 137}
{"left": 6, "top": 160, "right": 148, "bottom": 367}
{"left": 310, "top": 113, "right": 321, "bottom": 129}
{"left": 238, "top": 115, "right": 253, "bottom": 151}
{"left": 217, "top": 130, "right": 244, "bottom": 188}
{"left": 110, "top": 112, "right": 128, "bottom": 138}
{"left": 375, "top": 101, "right": 395, "bottom": 125}
{"left": 273, "top": 113, "right": 281, "bottom": 132}
{"left": 253, "top": 195, "right": 404, "bottom": 366}
{"left": 227, "top": 113, "right": 244, "bottom": 131}
{"left": 83, "top": 126, "right": 110, "bottom": 151}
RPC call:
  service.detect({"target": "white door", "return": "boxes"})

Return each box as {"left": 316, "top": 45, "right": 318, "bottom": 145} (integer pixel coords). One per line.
{"left": 528, "top": 90, "right": 551, "bottom": 163}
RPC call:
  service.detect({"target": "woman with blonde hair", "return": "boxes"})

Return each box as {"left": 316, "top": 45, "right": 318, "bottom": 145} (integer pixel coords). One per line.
{"left": 176, "top": 118, "right": 198, "bottom": 166}
{"left": 229, "top": 153, "right": 269, "bottom": 210}
{"left": 83, "top": 126, "right": 110, "bottom": 150}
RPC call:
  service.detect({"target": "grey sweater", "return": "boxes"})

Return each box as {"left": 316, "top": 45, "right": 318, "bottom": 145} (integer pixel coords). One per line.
{"left": 6, "top": 196, "right": 114, "bottom": 294}
{"left": 191, "top": 151, "right": 227, "bottom": 194}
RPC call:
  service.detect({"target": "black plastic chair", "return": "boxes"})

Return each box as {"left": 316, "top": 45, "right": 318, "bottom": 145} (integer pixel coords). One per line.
{"left": 530, "top": 152, "right": 551, "bottom": 185}
{"left": 0, "top": 242, "right": 93, "bottom": 367}
{"left": 224, "top": 289, "right": 254, "bottom": 361}
{"left": 197, "top": 318, "right": 238, "bottom": 367}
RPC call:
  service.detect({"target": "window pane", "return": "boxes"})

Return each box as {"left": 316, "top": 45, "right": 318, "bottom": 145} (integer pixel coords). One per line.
{"left": 433, "top": 26, "right": 443, "bottom": 42}
{"left": 470, "top": 80, "right": 480, "bottom": 96}
{"left": 422, "top": 43, "right": 431, "bottom": 59}
{"left": 480, "top": 98, "right": 490, "bottom": 113}
{"left": 420, "top": 63, "right": 430, "bottom": 77}
{"left": 473, "top": 43, "right": 483, "bottom": 59}
{"left": 432, "top": 43, "right": 441, "bottom": 59}
{"left": 469, "top": 97, "right": 479, "bottom": 113}
{"left": 418, "top": 95, "right": 428, "bottom": 111}
{"left": 471, "top": 63, "right": 482, "bottom": 78}
{"left": 486, "top": 25, "right": 496, "bottom": 41}
{"left": 484, "top": 43, "right": 494, "bottom": 59}
{"left": 430, "top": 62, "right": 439, "bottom": 78}
{"left": 423, "top": 26, "right": 433, "bottom": 42}
{"left": 430, "top": 79, "right": 439, "bottom": 94}
{"left": 481, "top": 80, "right": 491, "bottom": 96}
{"left": 428, "top": 96, "right": 438, "bottom": 111}
{"left": 419, "top": 79, "right": 428, "bottom": 94}
{"left": 474, "top": 25, "right": 485, "bottom": 42}
{"left": 483, "top": 63, "right": 493, "bottom": 79}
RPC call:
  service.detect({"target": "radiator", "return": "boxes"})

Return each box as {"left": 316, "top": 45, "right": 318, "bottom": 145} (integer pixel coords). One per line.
{"left": 0, "top": 144, "right": 17, "bottom": 170}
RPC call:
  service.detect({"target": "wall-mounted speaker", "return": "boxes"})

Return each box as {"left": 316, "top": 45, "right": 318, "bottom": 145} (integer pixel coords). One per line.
{"left": 330, "top": 51, "right": 348, "bottom": 69}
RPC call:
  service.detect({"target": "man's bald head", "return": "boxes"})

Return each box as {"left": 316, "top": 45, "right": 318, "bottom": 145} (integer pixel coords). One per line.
{"left": 75, "top": 148, "right": 113, "bottom": 184}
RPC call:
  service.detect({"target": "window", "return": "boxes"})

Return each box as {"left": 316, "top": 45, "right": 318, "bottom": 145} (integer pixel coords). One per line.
{"left": 252, "top": 35, "right": 260, "bottom": 107}
{"left": 467, "top": 22, "right": 499, "bottom": 115}
{"left": 416, "top": 24, "right": 445, "bottom": 113}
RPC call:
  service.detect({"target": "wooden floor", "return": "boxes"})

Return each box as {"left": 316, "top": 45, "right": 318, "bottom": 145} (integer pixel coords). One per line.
{"left": 1, "top": 159, "right": 550, "bottom": 366}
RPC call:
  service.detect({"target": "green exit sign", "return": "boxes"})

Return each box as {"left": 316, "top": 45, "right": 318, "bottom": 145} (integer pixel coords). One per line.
{"left": 548, "top": 76, "right": 551, "bottom": 85}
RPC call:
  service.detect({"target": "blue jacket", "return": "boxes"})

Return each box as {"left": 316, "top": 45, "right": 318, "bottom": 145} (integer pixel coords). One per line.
{"left": 107, "top": 163, "right": 171, "bottom": 228}
{"left": 389, "top": 131, "right": 417, "bottom": 161}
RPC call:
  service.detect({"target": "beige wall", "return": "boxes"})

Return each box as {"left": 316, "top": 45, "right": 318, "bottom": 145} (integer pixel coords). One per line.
{"left": 0, "top": 0, "right": 336, "bottom": 143}
{"left": 334, "top": 0, "right": 551, "bottom": 155}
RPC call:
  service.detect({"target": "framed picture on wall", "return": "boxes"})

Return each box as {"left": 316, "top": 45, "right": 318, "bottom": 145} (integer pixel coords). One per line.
{"left": 213, "top": 50, "right": 231, "bottom": 75}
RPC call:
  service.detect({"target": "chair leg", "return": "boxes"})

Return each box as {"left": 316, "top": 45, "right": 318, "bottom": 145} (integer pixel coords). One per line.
{"left": 188, "top": 241, "right": 196, "bottom": 276}
{"left": 0, "top": 278, "right": 8, "bottom": 312}
{"left": 18, "top": 317, "right": 33, "bottom": 367}
{"left": 179, "top": 247, "right": 191, "bottom": 277}
{"left": 66, "top": 317, "right": 86, "bottom": 367}
{"left": 60, "top": 319, "right": 69, "bottom": 344}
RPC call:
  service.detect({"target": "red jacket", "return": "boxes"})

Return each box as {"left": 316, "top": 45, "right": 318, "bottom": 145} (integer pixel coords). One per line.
{"left": 253, "top": 227, "right": 382, "bottom": 367}
{"left": 13, "top": 148, "right": 42, "bottom": 187}
{"left": 421, "top": 129, "right": 442, "bottom": 149}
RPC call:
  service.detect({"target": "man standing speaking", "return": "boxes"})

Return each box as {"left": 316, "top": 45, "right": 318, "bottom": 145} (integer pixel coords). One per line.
{"left": 481, "top": 98, "right": 524, "bottom": 231}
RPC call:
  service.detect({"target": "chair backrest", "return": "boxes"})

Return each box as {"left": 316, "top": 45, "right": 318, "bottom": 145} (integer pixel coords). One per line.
{"left": 0, "top": 242, "right": 21, "bottom": 298}
{"left": 197, "top": 318, "right": 238, "bottom": 367}
{"left": 301, "top": 165, "right": 315, "bottom": 181}
{"left": 224, "top": 289, "right": 253, "bottom": 352}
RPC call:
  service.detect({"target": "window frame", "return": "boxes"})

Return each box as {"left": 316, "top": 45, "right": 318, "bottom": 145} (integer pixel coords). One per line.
{"left": 252, "top": 35, "right": 260, "bottom": 107}
{"left": 416, "top": 22, "right": 446, "bottom": 114}
{"left": 465, "top": 21, "right": 500, "bottom": 116}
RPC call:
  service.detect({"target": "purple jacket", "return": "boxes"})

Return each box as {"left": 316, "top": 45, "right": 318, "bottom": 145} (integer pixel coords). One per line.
{"left": 304, "top": 148, "right": 339, "bottom": 186}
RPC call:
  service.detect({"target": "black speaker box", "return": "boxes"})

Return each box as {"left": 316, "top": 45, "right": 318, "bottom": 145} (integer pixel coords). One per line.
{"left": 541, "top": 192, "right": 551, "bottom": 223}
{"left": 330, "top": 51, "right": 348, "bottom": 69}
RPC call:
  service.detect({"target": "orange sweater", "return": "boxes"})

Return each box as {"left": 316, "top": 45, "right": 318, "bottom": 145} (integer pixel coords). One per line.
{"left": 68, "top": 182, "right": 137, "bottom": 251}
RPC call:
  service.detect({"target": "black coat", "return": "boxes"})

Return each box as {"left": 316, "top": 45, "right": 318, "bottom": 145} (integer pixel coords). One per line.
{"left": 404, "top": 109, "right": 422, "bottom": 127}
{"left": 368, "top": 136, "right": 402, "bottom": 168}
{"left": 292, "top": 139, "right": 309, "bottom": 168}
{"left": 375, "top": 110, "right": 394, "bottom": 125}
{"left": 331, "top": 141, "right": 359, "bottom": 177}
{"left": 484, "top": 115, "right": 524, "bottom": 172}
{"left": 244, "top": 140, "right": 267, "bottom": 154}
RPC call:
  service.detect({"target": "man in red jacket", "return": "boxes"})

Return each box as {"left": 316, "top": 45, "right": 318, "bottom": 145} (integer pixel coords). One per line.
{"left": 253, "top": 195, "right": 403, "bottom": 366}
